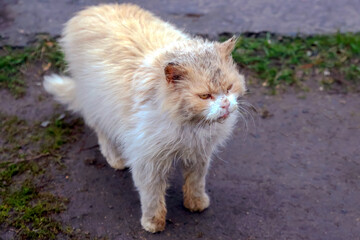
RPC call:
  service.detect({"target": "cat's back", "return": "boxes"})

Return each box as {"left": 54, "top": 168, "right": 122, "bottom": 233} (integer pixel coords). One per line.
{"left": 62, "top": 4, "right": 187, "bottom": 64}
{"left": 57, "top": 4, "right": 190, "bottom": 136}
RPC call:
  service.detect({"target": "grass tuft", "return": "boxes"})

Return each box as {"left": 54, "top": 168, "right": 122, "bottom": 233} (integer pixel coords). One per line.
{"left": 0, "top": 36, "right": 66, "bottom": 98}
{"left": 0, "top": 113, "right": 83, "bottom": 239}
{"left": 225, "top": 32, "right": 360, "bottom": 92}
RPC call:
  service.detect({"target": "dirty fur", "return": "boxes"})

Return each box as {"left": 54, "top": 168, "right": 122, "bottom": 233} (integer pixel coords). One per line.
{"left": 43, "top": 3, "right": 246, "bottom": 233}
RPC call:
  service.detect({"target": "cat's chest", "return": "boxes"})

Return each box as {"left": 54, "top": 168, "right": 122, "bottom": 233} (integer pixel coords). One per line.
{"left": 134, "top": 109, "right": 222, "bottom": 147}
{"left": 129, "top": 104, "right": 235, "bottom": 159}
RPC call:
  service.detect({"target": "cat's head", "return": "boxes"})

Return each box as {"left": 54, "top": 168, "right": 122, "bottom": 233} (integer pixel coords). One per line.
{"left": 162, "top": 37, "right": 246, "bottom": 124}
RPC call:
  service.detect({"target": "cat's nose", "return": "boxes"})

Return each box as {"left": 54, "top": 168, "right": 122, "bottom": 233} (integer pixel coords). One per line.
{"left": 220, "top": 97, "right": 230, "bottom": 109}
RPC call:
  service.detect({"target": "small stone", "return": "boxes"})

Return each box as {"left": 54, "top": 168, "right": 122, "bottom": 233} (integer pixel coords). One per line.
{"left": 84, "top": 158, "right": 96, "bottom": 165}
{"left": 323, "top": 69, "right": 331, "bottom": 76}
{"left": 40, "top": 121, "right": 50, "bottom": 127}
{"left": 261, "top": 109, "right": 273, "bottom": 119}
{"left": 302, "top": 109, "right": 309, "bottom": 114}
{"left": 57, "top": 113, "right": 66, "bottom": 120}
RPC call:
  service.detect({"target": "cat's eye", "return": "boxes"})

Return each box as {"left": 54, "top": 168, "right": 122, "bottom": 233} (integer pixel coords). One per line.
{"left": 227, "top": 84, "right": 233, "bottom": 93}
{"left": 199, "top": 94, "right": 212, "bottom": 100}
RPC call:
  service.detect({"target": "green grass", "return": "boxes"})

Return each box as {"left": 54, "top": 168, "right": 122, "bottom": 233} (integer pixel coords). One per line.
{"left": 0, "top": 114, "right": 83, "bottom": 161}
{"left": 40, "top": 117, "right": 84, "bottom": 153}
{"left": 226, "top": 32, "right": 360, "bottom": 92}
{"left": 0, "top": 113, "right": 84, "bottom": 239}
{"left": 0, "top": 36, "right": 66, "bottom": 98}
{"left": 0, "top": 180, "right": 67, "bottom": 239}
{"left": 1, "top": 33, "right": 359, "bottom": 97}
{"left": 0, "top": 48, "right": 28, "bottom": 97}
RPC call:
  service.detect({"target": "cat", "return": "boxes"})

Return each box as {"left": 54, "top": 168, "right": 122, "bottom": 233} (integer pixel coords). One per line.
{"left": 43, "top": 3, "right": 247, "bottom": 233}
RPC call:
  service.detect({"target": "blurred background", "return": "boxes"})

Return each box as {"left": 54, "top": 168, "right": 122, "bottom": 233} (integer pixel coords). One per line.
{"left": 2, "top": 0, "right": 360, "bottom": 45}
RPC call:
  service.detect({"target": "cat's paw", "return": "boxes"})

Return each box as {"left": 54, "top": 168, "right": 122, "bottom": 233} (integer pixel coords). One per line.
{"left": 98, "top": 133, "right": 127, "bottom": 170}
{"left": 141, "top": 214, "right": 166, "bottom": 233}
{"left": 107, "top": 158, "right": 126, "bottom": 170}
{"left": 183, "top": 193, "right": 210, "bottom": 212}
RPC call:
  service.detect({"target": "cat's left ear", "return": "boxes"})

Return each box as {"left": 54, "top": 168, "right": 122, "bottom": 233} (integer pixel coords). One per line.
{"left": 218, "top": 36, "right": 238, "bottom": 57}
{"left": 165, "top": 62, "right": 186, "bottom": 84}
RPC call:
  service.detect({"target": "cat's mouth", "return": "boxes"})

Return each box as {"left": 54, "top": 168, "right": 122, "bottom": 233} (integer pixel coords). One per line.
{"left": 218, "top": 110, "right": 230, "bottom": 121}
{"left": 220, "top": 112, "right": 229, "bottom": 119}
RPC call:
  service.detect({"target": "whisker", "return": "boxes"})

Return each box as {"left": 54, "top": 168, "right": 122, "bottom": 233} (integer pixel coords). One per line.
{"left": 213, "top": 151, "right": 227, "bottom": 163}
{"left": 236, "top": 100, "right": 258, "bottom": 135}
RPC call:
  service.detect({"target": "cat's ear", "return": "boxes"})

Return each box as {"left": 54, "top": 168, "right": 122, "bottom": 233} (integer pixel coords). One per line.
{"left": 218, "top": 36, "right": 238, "bottom": 57}
{"left": 164, "top": 62, "right": 186, "bottom": 84}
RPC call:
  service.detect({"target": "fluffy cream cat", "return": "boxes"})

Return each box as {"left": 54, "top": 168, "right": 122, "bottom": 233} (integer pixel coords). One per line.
{"left": 44, "top": 4, "right": 246, "bottom": 233}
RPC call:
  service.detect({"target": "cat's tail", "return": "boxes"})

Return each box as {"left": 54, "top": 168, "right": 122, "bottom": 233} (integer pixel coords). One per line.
{"left": 43, "top": 74, "right": 78, "bottom": 110}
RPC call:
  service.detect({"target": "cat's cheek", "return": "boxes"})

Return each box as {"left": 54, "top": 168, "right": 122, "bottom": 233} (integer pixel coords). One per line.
{"left": 228, "top": 95, "right": 238, "bottom": 113}
{"left": 205, "top": 102, "right": 221, "bottom": 120}
{"left": 188, "top": 99, "right": 211, "bottom": 118}
{"left": 229, "top": 104, "right": 237, "bottom": 113}
{"left": 228, "top": 94, "right": 237, "bottom": 104}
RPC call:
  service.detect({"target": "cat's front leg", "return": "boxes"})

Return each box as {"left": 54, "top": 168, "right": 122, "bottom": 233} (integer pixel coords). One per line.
{"left": 182, "top": 157, "right": 210, "bottom": 212}
{"left": 132, "top": 161, "right": 170, "bottom": 233}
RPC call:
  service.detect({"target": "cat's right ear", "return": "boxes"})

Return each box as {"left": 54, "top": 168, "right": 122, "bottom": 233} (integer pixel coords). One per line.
{"left": 165, "top": 62, "right": 185, "bottom": 84}
{"left": 218, "top": 36, "right": 238, "bottom": 58}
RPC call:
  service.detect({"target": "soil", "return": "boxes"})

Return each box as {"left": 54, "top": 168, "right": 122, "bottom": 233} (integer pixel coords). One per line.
{"left": 1, "top": 68, "right": 360, "bottom": 240}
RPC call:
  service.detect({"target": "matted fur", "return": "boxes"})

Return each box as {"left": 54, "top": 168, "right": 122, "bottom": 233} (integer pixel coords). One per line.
{"left": 43, "top": 3, "right": 246, "bottom": 233}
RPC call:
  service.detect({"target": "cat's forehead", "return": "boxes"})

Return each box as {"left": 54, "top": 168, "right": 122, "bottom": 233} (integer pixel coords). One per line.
{"left": 183, "top": 50, "right": 227, "bottom": 74}
{"left": 209, "top": 68, "right": 223, "bottom": 85}
{"left": 176, "top": 48, "right": 218, "bottom": 66}
{"left": 192, "top": 56, "right": 233, "bottom": 86}
{"left": 173, "top": 42, "right": 241, "bottom": 91}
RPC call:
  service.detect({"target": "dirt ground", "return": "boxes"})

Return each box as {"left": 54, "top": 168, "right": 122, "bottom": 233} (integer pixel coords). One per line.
{"left": 1, "top": 66, "right": 360, "bottom": 240}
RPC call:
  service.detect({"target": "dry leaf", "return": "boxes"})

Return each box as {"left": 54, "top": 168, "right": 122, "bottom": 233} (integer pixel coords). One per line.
{"left": 45, "top": 41, "right": 54, "bottom": 47}
{"left": 300, "top": 63, "right": 314, "bottom": 69}
{"left": 42, "top": 62, "right": 52, "bottom": 72}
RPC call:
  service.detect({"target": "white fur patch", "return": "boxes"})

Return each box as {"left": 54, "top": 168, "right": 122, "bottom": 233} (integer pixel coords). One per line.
{"left": 205, "top": 94, "right": 237, "bottom": 121}
{"left": 228, "top": 94, "right": 238, "bottom": 112}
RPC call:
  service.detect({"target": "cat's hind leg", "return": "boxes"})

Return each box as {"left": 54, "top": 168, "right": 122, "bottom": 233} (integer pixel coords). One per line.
{"left": 97, "top": 131, "right": 126, "bottom": 170}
